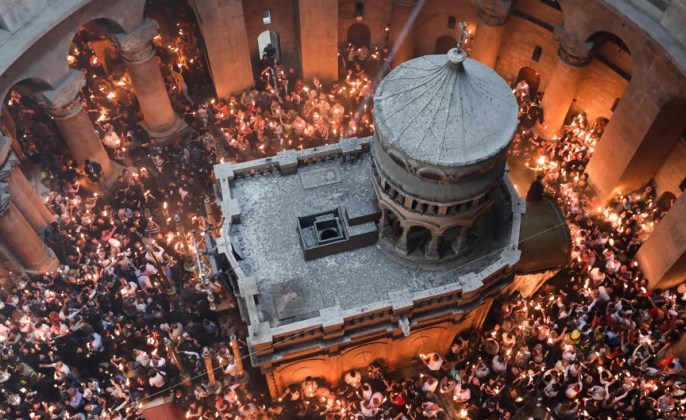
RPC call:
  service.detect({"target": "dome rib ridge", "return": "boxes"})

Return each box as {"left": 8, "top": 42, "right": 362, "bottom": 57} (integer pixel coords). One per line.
{"left": 374, "top": 53, "right": 519, "bottom": 167}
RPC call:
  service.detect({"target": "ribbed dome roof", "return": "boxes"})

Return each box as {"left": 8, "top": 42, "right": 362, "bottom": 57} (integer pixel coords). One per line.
{"left": 374, "top": 50, "right": 519, "bottom": 167}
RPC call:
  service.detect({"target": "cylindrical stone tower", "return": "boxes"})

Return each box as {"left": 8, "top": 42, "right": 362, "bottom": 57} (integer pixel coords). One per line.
{"left": 372, "top": 46, "right": 518, "bottom": 264}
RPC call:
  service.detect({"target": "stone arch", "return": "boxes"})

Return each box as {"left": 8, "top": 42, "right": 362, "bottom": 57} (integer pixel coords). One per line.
{"left": 0, "top": 0, "right": 146, "bottom": 104}
{"left": 515, "top": 67, "right": 541, "bottom": 96}
{"left": 434, "top": 35, "right": 457, "bottom": 54}
{"left": 387, "top": 150, "right": 408, "bottom": 171}
{"left": 586, "top": 31, "right": 633, "bottom": 79}
{"left": 406, "top": 225, "right": 432, "bottom": 254}
{"left": 416, "top": 167, "right": 446, "bottom": 183}
{"left": 276, "top": 358, "right": 334, "bottom": 390}
{"left": 339, "top": 340, "right": 391, "bottom": 373}
{"left": 144, "top": 0, "right": 215, "bottom": 98}
{"left": 69, "top": 18, "right": 127, "bottom": 77}
{"left": 257, "top": 30, "right": 282, "bottom": 65}
{"left": 398, "top": 326, "right": 449, "bottom": 360}
{"left": 2, "top": 78, "right": 63, "bottom": 161}
{"left": 347, "top": 22, "right": 371, "bottom": 48}
{"left": 439, "top": 224, "right": 464, "bottom": 257}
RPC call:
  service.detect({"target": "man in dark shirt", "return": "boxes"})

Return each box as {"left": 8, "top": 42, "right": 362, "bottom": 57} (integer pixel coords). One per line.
{"left": 84, "top": 159, "right": 103, "bottom": 183}
{"left": 526, "top": 174, "right": 545, "bottom": 201}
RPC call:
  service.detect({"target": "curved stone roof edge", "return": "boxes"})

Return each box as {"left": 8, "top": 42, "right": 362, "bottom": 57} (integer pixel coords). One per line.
{"left": 374, "top": 55, "right": 518, "bottom": 167}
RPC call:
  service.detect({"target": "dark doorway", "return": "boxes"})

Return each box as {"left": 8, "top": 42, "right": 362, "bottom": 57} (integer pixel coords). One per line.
{"left": 435, "top": 35, "right": 457, "bottom": 55}
{"left": 515, "top": 67, "right": 541, "bottom": 96}
{"left": 258, "top": 30, "right": 281, "bottom": 65}
{"left": 347, "top": 23, "right": 371, "bottom": 48}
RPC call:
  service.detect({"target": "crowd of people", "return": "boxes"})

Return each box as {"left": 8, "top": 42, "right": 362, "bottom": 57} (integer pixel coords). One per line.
{"left": 0, "top": 10, "right": 381, "bottom": 420}
{"left": 1, "top": 9, "right": 684, "bottom": 419}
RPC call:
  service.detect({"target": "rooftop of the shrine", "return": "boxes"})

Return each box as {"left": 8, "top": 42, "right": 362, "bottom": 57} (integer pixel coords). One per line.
{"left": 213, "top": 138, "right": 523, "bottom": 336}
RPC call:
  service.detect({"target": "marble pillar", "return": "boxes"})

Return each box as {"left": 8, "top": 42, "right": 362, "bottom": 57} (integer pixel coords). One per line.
{"left": 397, "top": 225, "right": 410, "bottom": 254}
{"left": 117, "top": 20, "right": 187, "bottom": 144}
{"left": 425, "top": 233, "right": 441, "bottom": 260}
{"left": 194, "top": 0, "right": 254, "bottom": 98}
{"left": 390, "top": 0, "right": 420, "bottom": 68}
{"left": 470, "top": 0, "right": 511, "bottom": 68}
{"left": 298, "top": 0, "right": 339, "bottom": 84}
{"left": 42, "top": 71, "right": 119, "bottom": 187}
{"left": 535, "top": 25, "right": 592, "bottom": 139}
{"left": 1, "top": 152, "right": 54, "bottom": 232}
{"left": 636, "top": 192, "right": 686, "bottom": 290}
{"left": 0, "top": 201, "right": 57, "bottom": 275}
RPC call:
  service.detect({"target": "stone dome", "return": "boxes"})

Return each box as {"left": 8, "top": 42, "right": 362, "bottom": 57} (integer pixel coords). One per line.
{"left": 374, "top": 49, "right": 519, "bottom": 168}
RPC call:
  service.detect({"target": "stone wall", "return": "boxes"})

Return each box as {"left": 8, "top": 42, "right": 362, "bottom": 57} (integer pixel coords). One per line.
{"left": 654, "top": 138, "right": 686, "bottom": 198}
{"left": 242, "top": 0, "right": 299, "bottom": 74}
{"left": 495, "top": 16, "right": 558, "bottom": 88}
{"left": 413, "top": 0, "right": 477, "bottom": 57}
{"left": 571, "top": 58, "right": 629, "bottom": 124}
{"left": 265, "top": 298, "right": 493, "bottom": 395}
{"left": 337, "top": 0, "right": 392, "bottom": 50}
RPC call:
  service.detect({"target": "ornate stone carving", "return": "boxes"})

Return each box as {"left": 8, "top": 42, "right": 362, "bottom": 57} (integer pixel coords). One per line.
{"left": 116, "top": 19, "right": 159, "bottom": 64}
{"left": 39, "top": 71, "right": 86, "bottom": 119}
{"left": 554, "top": 24, "right": 593, "bottom": 67}
{"left": 46, "top": 94, "right": 84, "bottom": 119}
{"left": 473, "top": 0, "right": 512, "bottom": 26}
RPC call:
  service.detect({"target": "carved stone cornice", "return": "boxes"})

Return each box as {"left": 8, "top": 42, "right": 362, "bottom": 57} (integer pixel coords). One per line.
{"left": 554, "top": 24, "right": 593, "bottom": 67}
{"left": 473, "top": 0, "right": 512, "bottom": 26}
{"left": 39, "top": 71, "right": 86, "bottom": 119}
{"left": 116, "top": 19, "right": 158, "bottom": 64}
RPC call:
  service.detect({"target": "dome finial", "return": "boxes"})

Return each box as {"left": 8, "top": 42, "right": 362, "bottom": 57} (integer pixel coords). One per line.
{"left": 448, "top": 21, "right": 469, "bottom": 64}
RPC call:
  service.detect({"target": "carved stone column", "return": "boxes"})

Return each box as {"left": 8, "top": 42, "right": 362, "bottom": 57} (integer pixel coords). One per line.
{"left": 117, "top": 20, "right": 187, "bottom": 144}
{"left": 0, "top": 200, "right": 57, "bottom": 275}
{"left": 397, "top": 225, "right": 410, "bottom": 254}
{"left": 636, "top": 192, "right": 686, "bottom": 290}
{"left": 0, "top": 147, "right": 54, "bottom": 232}
{"left": 451, "top": 227, "right": 467, "bottom": 255}
{"left": 41, "top": 71, "right": 119, "bottom": 188}
{"left": 390, "top": 0, "right": 421, "bottom": 68}
{"left": 536, "top": 25, "right": 592, "bottom": 139}
{"left": 425, "top": 233, "right": 441, "bottom": 260}
{"left": 470, "top": 0, "right": 511, "bottom": 68}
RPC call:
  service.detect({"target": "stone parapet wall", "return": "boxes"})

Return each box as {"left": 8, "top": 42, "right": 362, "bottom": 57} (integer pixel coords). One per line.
{"left": 213, "top": 138, "right": 524, "bottom": 395}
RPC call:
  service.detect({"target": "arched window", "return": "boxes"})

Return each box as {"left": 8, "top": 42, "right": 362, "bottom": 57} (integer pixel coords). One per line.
{"left": 355, "top": 2, "right": 364, "bottom": 21}
{"left": 417, "top": 168, "right": 444, "bottom": 182}
{"left": 388, "top": 151, "right": 407, "bottom": 170}
{"left": 262, "top": 9, "right": 272, "bottom": 25}
{"left": 532, "top": 46, "right": 542, "bottom": 62}
{"left": 447, "top": 16, "right": 456, "bottom": 30}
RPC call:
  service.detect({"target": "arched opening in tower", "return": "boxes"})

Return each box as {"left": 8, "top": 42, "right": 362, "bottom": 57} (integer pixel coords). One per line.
{"left": 347, "top": 23, "right": 371, "bottom": 49}
{"left": 256, "top": 30, "right": 282, "bottom": 91}
{"left": 144, "top": 0, "right": 215, "bottom": 100}
{"left": 434, "top": 35, "right": 457, "bottom": 55}
{"left": 1, "top": 79, "right": 61, "bottom": 166}
{"left": 67, "top": 18, "right": 143, "bottom": 167}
